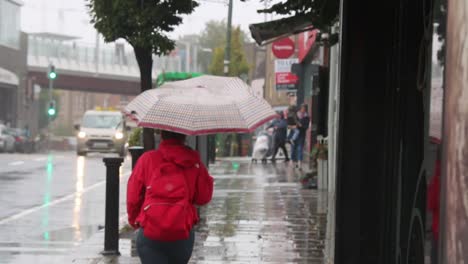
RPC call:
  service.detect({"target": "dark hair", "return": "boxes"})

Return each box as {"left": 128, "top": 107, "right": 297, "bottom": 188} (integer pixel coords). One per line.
{"left": 276, "top": 111, "right": 284, "bottom": 119}
{"left": 161, "top": 130, "right": 186, "bottom": 142}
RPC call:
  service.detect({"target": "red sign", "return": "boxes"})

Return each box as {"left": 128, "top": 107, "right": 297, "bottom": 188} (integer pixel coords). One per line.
{"left": 298, "top": 29, "right": 318, "bottom": 62}
{"left": 274, "top": 58, "right": 298, "bottom": 91}
{"left": 276, "top": 72, "right": 298, "bottom": 84}
{"left": 272, "top": 37, "right": 295, "bottom": 59}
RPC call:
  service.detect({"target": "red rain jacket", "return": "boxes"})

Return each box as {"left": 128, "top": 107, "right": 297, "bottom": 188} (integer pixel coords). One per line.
{"left": 127, "top": 139, "right": 214, "bottom": 232}
{"left": 428, "top": 159, "right": 440, "bottom": 241}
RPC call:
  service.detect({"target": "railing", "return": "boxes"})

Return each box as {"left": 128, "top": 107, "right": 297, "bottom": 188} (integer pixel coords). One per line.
{"left": 27, "top": 35, "right": 182, "bottom": 79}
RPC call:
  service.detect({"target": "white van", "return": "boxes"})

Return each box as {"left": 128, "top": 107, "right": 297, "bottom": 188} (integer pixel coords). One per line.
{"left": 75, "top": 110, "right": 128, "bottom": 156}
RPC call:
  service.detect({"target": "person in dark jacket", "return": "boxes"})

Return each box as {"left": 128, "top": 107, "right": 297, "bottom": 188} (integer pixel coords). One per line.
{"left": 267, "top": 111, "right": 290, "bottom": 162}
{"left": 127, "top": 130, "right": 214, "bottom": 264}
{"left": 291, "top": 104, "right": 310, "bottom": 169}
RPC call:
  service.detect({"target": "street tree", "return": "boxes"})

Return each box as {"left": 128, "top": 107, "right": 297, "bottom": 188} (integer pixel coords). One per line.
{"left": 208, "top": 27, "right": 250, "bottom": 77}
{"left": 208, "top": 26, "right": 250, "bottom": 157}
{"left": 87, "top": 0, "right": 199, "bottom": 150}
{"left": 179, "top": 20, "right": 249, "bottom": 73}
{"left": 252, "top": 0, "right": 339, "bottom": 30}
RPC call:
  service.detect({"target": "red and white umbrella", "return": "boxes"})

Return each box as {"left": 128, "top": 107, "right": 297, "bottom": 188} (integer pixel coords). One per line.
{"left": 124, "top": 75, "right": 277, "bottom": 135}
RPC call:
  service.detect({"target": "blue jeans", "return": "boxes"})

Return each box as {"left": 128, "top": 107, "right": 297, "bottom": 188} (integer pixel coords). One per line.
{"left": 136, "top": 228, "right": 195, "bottom": 264}
{"left": 291, "top": 137, "right": 305, "bottom": 162}
{"left": 287, "top": 128, "right": 300, "bottom": 142}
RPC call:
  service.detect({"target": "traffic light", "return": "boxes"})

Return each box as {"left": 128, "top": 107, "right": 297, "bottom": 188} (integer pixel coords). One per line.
{"left": 48, "top": 65, "right": 57, "bottom": 80}
{"left": 47, "top": 101, "right": 56, "bottom": 117}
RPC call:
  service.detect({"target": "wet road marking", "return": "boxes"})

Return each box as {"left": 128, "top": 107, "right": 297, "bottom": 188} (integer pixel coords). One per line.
{"left": 34, "top": 157, "right": 47, "bottom": 162}
{"left": 0, "top": 246, "right": 70, "bottom": 253}
{"left": 0, "top": 171, "right": 131, "bottom": 226}
{"left": 0, "top": 241, "right": 80, "bottom": 246}
{"left": 8, "top": 161, "right": 24, "bottom": 166}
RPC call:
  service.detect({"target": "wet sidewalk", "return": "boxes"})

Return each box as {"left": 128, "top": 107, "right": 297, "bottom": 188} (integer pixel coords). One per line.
{"left": 70, "top": 158, "right": 327, "bottom": 264}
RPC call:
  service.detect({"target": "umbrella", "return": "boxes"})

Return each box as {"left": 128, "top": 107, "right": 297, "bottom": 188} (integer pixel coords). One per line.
{"left": 124, "top": 75, "right": 277, "bottom": 135}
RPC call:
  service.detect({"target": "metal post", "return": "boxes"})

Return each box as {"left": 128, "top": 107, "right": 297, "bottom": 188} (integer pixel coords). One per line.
{"left": 128, "top": 146, "right": 145, "bottom": 169}
{"left": 185, "top": 42, "right": 191, "bottom": 72}
{"left": 224, "top": 0, "right": 233, "bottom": 75}
{"left": 193, "top": 45, "right": 198, "bottom": 72}
{"left": 102, "top": 157, "right": 124, "bottom": 256}
{"left": 196, "top": 136, "right": 209, "bottom": 168}
{"left": 47, "top": 65, "right": 54, "bottom": 153}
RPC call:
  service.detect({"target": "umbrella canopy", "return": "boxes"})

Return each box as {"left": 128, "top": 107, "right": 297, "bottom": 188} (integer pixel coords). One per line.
{"left": 124, "top": 75, "right": 277, "bottom": 135}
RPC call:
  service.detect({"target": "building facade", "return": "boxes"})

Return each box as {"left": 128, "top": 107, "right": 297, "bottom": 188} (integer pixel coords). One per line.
{"left": 0, "top": 0, "right": 28, "bottom": 128}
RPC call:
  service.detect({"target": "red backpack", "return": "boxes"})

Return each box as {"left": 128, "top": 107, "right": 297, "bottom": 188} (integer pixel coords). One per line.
{"left": 142, "top": 158, "right": 197, "bottom": 241}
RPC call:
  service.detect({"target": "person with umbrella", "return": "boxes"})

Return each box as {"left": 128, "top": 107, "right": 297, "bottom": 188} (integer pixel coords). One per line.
{"left": 125, "top": 76, "right": 277, "bottom": 264}
{"left": 127, "top": 130, "right": 214, "bottom": 264}
{"left": 267, "top": 111, "right": 290, "bottom": 162}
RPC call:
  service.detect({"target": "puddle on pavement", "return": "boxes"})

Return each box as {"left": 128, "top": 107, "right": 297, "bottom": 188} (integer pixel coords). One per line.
{"left": 0, "top": 171, "right": 29, "bottom": 181}
{"left": 39, "top": 225, "right": 99, "bottom": 242}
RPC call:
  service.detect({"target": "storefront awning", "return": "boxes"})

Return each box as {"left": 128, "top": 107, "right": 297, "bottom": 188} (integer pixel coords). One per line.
{"left": 249, "top": 15, "right": 314, "bottom": 46}
{"left": 0, "top": 67, "right": 19, "bottom": 87}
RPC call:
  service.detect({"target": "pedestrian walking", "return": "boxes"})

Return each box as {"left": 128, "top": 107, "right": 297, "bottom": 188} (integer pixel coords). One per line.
{"left": 267, "top": 111, "right": 290, "bottom": 162}
{"left": 286, "top": 105, "right": 302, "bottom": 145}
{"left": 291, "top": 104, "right": 310, "bottom": 169}
{"left": 127, "top": 130, "right": 214, "bottom": 264}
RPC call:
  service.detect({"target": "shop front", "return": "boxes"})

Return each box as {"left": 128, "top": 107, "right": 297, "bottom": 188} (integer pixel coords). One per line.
{"left": 0, "top": 67, "right": 18, "bottom": 125}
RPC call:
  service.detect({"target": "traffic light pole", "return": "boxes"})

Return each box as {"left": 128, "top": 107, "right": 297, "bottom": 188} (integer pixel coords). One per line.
{"left": 47, "top": 64, "right": 54, "bottom": 153}
{"left": 47, "top": 76, "right": 53, "bottom": 153}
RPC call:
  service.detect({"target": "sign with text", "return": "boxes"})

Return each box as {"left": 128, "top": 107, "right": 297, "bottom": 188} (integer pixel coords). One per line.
{"left": 298, "top": 29, "right": 318, "bottom": 63}
{"left": 272, "top": 37, "right": 295, "bottom": 59}
{"left": 275, "top": 58, "right": 299, "bottom": 91}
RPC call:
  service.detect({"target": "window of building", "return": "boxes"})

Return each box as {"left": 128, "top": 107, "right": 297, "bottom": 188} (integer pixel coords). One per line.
{"left": 0, "top": 0, "right": 21, "bottom": 49}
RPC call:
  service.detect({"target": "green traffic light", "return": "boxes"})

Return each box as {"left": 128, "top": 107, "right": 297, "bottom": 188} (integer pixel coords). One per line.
{"left": 48, "top": 108, "right": 56, "bottom": 116}
{"left": 48, "top": 72, "right": 57, "bottom": 80}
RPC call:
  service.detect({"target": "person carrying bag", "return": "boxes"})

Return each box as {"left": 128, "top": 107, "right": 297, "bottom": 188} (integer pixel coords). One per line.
{"left": 127, "top": 130, "right": 214, "bottom": 264}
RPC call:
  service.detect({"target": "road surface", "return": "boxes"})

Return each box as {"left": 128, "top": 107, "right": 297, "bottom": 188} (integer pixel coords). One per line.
{"left": 0, "top": 151, "right": 131, "bottom": 264}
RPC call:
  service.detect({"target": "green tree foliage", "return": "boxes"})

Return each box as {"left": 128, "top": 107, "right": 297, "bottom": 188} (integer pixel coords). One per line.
{"left": 245, "top": 0, "right": 339, "bottom": 31}
{"left": 208, "top": 27, "right": 250, "bottom": 77}
{"left": 208, "top": 46, "right": 225, "bottom": 76}
{"left": 87, "top": 0, "right": 198, "bottom": 150}
{"left": 180, "top": 20, "right": 249, "bottom": 73}
{"left": 434, "top": 0, "right": 446, "bottom": 65}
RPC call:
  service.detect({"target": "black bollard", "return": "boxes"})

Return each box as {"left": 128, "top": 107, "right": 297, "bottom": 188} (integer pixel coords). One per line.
{"left": 102, "top": 157, "right": 124, "bottom": 256}
{"left": 128, "top": 146, "right": 145, "bottom": 169}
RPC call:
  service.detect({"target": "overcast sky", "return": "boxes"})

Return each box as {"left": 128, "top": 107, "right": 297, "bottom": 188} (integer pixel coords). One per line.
{"left": 20, "top": 0, "right": 278, "bottom": 45}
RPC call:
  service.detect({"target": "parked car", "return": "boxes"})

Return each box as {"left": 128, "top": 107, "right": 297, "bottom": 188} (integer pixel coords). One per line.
{"left": 9, "top": 128, "right": 33, "bottom": 153}
{"left": 0, "top": 125, "right": 15, "bottom": 153}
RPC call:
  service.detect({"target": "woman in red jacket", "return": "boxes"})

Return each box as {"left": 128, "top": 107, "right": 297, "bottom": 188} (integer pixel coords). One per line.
{"left": 127, "top": 130, "right": 214, "bottom": 264}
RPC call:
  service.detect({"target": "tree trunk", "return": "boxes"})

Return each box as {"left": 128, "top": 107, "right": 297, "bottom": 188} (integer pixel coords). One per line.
{"left": 134, "top": 46, "right": 155, "bottom": 151}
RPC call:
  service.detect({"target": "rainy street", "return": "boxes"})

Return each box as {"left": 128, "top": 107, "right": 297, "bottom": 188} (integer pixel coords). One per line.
{"left": 58, "top": 157, "right": 327, "bottom": 264}
{"left": 0, "top": 151, "right": 328, "bottom": 263}
{"left": 189, "top": 159, "right": 326, "bottom": 264}
{"left": 0, "top": 151, "right": 132, "bottom": 264}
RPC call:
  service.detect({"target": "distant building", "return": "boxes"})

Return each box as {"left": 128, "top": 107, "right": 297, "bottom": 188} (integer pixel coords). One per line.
{"left": 0, "top": 0, "right": 29, "bottom": 128}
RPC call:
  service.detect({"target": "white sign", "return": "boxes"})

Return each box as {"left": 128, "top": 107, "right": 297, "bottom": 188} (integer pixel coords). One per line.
{"left": 0, "top": 67, "right": 19, "bottom": 86}
{"left": 274, "top": 58, "right": 299, "bottom": 91}
{"left": 274, "top": 58, "right": 298, "bottom": 73}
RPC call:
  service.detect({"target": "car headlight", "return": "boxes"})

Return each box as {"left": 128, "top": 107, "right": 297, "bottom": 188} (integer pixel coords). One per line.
{"left": 115, "top": 132, "right": 124, "bottom": 140}
{"left": 78, "top": 131, "right": 86, "bottom": 138}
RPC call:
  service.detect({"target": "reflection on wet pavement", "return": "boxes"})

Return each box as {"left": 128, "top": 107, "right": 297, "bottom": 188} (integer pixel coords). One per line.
{"left": 0, "top": 152, "right": 132, "bottom": 264}
{"left": 190, "top": 160, "right": 327, "bottom": 264}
